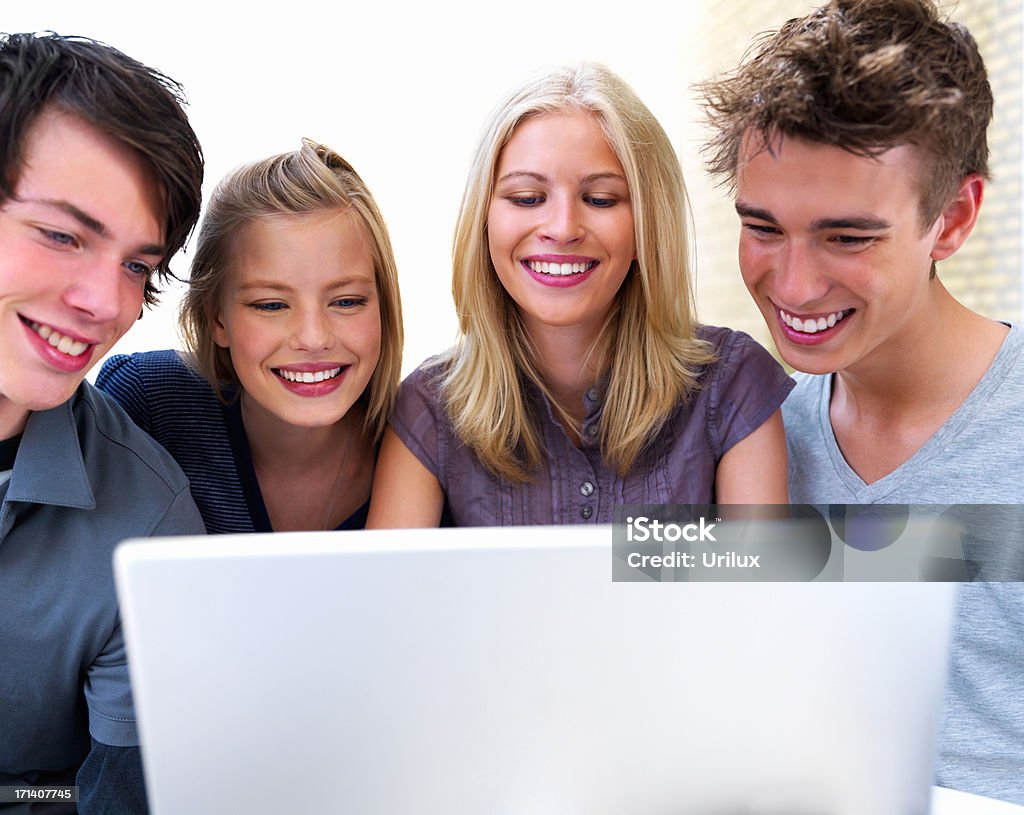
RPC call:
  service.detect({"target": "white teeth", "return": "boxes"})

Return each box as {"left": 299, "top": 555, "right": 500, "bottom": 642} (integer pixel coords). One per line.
{"left": 28, "top": 321, "right": 89, "bottom": 357}
{"left": 526, "top": 260, "right": 594, "bottom": 276}
{"left": 277, "top": 367, "right": 343, "bottom": 383}
{"left": 780, "top": 309, "right": 850, "bottom": 334}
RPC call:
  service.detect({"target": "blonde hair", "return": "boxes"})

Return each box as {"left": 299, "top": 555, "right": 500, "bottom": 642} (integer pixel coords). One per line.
{"left": 179, "top": 139, "right": 403, "bottom": 443}
{"left": 441, "top": 62, "right": 714, "bottom": 481}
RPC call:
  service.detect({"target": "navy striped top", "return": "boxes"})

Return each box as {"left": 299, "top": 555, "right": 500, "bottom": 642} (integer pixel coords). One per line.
{"left": 96, "top": 349, "right": 368, "bottom": 534}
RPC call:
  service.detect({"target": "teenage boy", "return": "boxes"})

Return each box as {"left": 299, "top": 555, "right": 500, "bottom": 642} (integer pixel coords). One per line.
{"left": 700, "top": 0, "right": 1023, "bottom": 804}
{"left": 0, "top": 33, "right": 205, "bottom": 812}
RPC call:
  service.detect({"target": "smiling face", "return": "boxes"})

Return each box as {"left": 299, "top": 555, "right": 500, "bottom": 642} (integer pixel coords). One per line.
{"left": 487, "top": 110, "right": 635, "bottom": 344}
{"left": 0, "top": 108, "right": 164, "bottom": 436}
{"left": 735, "top": 135, "right": 945, "bottom": 377}
{"left": 212, "top": 209, "right": 381, "bottom": 430}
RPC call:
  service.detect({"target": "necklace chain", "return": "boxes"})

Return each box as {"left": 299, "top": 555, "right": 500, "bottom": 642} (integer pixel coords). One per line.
{"left": 321, "top": 417, "right": 353, "bottom": 531}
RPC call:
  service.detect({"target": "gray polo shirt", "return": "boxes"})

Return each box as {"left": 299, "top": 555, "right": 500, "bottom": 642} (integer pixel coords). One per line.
{"left": 0, "top": 382, "right": 205, "bottom": 788}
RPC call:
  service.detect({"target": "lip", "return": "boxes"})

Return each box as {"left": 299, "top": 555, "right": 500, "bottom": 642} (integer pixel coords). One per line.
{"left": 20, "top": 315, "right": 97, "bottom": 373}
{"left": 272, "top": 363, "right": 349, "bottom": 397}
{"left": 520, "top": 256, "right": 598, "bottom": 289}
{"left": 525, "top": 254, "right": 596, "bottom": 264}
{"left": 774, "top": 305, "right": 854, "bottom": 347}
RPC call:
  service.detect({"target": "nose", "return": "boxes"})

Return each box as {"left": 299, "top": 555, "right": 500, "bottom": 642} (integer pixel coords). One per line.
{"left": 290, "top": 306, "right": 334, "bottom": 351}
{"left": 539, "top": 193, "right": 584, "bottom": 245}
{"left": 61, "top": 262, "right": 132, "bottom": 324}
{"left": 769, "top": 239, "right": 832, "bottom": 309}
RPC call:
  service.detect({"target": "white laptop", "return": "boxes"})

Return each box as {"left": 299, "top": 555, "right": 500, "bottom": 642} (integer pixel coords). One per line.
{"left": 114, "top": 526, "right": 957, "bottom": 815}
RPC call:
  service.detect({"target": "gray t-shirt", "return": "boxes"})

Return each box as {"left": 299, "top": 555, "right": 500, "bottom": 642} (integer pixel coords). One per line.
{"left": 391, "top": 325, "right": 794, "bottom": 526}
{"left": 783, "top": 323, "right": 1024, "bottom": 805}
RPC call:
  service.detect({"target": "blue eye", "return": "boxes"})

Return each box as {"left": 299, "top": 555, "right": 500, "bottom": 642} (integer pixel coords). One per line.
{"left": 124, "top": 260, "right": 155, "bottom": 278}
{"left": 333, "top": 296, "right": 368, "bottom": 309}
{"left": 508, "top": 195, "right": 544, "bottom": 207}
{"left": 41, "top": 228, "right": 78, "bottom": 247}
{"left": 585, "top": 196, "right": 617, "bottom": 208}
{"left": 250, "top": 302, "right": 287, "bottom": 312}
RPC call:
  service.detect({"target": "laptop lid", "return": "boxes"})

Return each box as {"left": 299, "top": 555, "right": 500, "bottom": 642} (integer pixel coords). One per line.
{"left": 114, "top": 525, "right": 956, "bottom": 814}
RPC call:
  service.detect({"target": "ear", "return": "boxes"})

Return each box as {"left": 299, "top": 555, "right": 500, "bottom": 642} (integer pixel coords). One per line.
{"left": 930, "top": 175, "right": 984, "bottom": 262}
{"left": 210, "top": 304, "right": 230, "bottom": 349}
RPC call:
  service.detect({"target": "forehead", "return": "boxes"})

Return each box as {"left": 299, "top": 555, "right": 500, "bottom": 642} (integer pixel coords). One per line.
{"left": 735, "top": 133, "right": 925, "bottom": 222}
{"left": 496, "top": 110, "right": 623, "bottom": 174}
{"left": 13, "top": 108, "right": 165, "bottom": 242}
{"left": 230, "top": 209, "right": 376, "bottom": 283}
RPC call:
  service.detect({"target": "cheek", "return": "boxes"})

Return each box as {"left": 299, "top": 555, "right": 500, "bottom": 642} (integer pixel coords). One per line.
{"left": 486, "top": 205, "right": 522, "bottom": 260}
{"left": 348, "top": 306, "right": 383, "bottom": 367}
{"left": 611, "top": 212, "right": 636, "bottom": 260}
{"left": 112, "top": 280, "right": 147, "bottom": 337}
{"left": 737, "top": 240, "right": 768, "bottom": 290}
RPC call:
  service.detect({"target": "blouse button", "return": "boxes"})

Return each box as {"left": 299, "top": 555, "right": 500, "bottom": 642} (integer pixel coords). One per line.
{"left": 586, "top": 387, "right": 599, "bottom": 402}
{"left": 580, "top": 481, "right": 595, "bottom": 497}
{"left": 580, "top": 506, "right": 593, "bottom": 520}
{"left": 586, "top": 425, "right": 598, "bottom": 438}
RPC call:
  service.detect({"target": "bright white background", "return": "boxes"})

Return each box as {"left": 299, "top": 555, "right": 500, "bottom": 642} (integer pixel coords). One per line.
{"left": 7, "top": 1, "right": 711, "bottom": 376}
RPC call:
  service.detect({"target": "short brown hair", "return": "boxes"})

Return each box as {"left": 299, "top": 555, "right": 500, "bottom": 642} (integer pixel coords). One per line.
{"left": 699, "top": 0, "right": 993, "bottom": 225}
{"left": 0, "top": 32, "right": 203, "bottom": 304}
{"left": 179, "top": 139, "right": 403, "bottom": 443}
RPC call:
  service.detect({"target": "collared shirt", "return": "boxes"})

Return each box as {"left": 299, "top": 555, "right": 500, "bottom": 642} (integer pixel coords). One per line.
{"left": 391, "top": 326, "right": 794, "bottom": 526}
{"left": 0, "top": 382, "right": 205, "bottom": 792}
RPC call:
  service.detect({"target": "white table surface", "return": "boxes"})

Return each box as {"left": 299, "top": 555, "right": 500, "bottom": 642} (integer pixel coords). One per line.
{"left": 933, "top": 786, "right": 1024, "bottom": 814}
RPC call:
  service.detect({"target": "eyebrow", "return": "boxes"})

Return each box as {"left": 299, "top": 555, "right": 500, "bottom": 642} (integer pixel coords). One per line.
{"left": 33, "top": 197, "right": 165, "bottom": 256}
{"left": 237, "top": 275, "right": 375, "bottom": 292}
{"left": 734, "top": 201, "right": 891, "bottom": 232}
{"left": 495, "top": 170, "right": 628, "bottom": 185}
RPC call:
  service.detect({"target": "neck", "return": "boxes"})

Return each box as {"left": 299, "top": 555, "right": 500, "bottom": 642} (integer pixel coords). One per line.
{"left": 0, "top": 398, "right": 31, "bottom": 442}
{"left": 833, "top": 286, "right": 1007, "bottom": 421}
{"left": 240, "top": 392, "right": 349, "bottom": 470}
{"left": 523, "top": 317, "right": 607, "bottom": 422}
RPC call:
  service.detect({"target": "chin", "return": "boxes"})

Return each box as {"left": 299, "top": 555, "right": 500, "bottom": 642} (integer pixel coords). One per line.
{"left": 776, "top": 348, "right": 841, "bottom": 376}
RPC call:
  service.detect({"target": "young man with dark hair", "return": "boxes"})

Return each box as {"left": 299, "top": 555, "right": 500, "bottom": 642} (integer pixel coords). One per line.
{"left": 0, "top": 32, "right": 205, "bottom": 812}
{"left": 701, "top": 0, "right": 1023, "bottom": 804}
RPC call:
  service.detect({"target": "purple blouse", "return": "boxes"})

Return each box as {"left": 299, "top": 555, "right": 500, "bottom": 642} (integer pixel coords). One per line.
{"left": 390, "top": 325, "right": 794, "bottom": 526}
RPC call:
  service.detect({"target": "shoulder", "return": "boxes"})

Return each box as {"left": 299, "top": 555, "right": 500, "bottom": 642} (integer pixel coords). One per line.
{"left": 401, "top": 354, "right": 449, "bottom": 390}
{"left": 780, "top": 373, "right": 833, "bottom": 485}
{"left": 395, "top": 354, "right": 451, "bottom": 413}
{"left": 95, "top": 349, "right": 224, "bottom": 438}
{"left": 999, "top": 323, "right": 1024, "bottom": 378}
{"left": 681, "top": 326, "right": 793, "bottom": 455}
{"left": 97, "top": 348, "right": 207, "bottom": 394}
{"left": 694, "top": 325, "right": 793, "bottom": 398}
{"left": 696, "top": 324, "right": 782, "bottom": 370}
{"left": 389, "top": 355, "right": 456, "bottom": 478}
{"left": 781, "top": 372, "right": 828, "bottom": 431}
{"left": 75, "top": 382, "right": 194, "bottom": 496}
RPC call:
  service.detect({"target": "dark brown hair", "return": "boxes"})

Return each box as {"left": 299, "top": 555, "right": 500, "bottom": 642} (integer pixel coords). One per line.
{"left": 699, "top": 0, "right": 993, "bottom": 225}
{"left": 0, "top": 32, "right": 204, "bottom": 303}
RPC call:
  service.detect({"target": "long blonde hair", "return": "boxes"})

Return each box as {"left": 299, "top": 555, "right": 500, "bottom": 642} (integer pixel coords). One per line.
{"left": 441, "top": 63, "right": 714, "bottom": 481}
{"left": 179, "top": 139, "right": 403, "bottom": 443}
